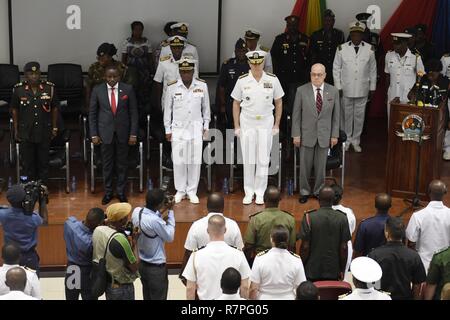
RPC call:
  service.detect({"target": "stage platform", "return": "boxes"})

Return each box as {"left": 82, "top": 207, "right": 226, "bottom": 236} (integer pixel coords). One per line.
{"left": 1, "top": 119, "right": 450, "bottom": 269}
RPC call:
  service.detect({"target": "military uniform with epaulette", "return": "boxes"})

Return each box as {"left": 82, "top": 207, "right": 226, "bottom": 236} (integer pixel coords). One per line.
{"left": 244, "top": 208, "right": 297, "bottom": 255}
{"left": 250, "top": 246, "right": 306, "bottom": 300}
{"left": 10, "top": 63, "right": 59, "bottom": 183}
{"left": 426, "top": 246, "right": 450, "bottom": 300}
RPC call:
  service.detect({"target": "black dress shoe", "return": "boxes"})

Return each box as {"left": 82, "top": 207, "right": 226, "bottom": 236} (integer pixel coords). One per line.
{"left": 118, "top": 194, "right": 128, "bottom": 203}
{"left": 102, "top": 194, "right": 113, "bottom": 205}
{"left": 299, "top": 196, "right": 309, "bottom": 204}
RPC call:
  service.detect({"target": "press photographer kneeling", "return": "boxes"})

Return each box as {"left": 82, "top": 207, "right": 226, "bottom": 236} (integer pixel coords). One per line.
{"left": 0, "top": 183, "right": 49, "bottom": 275}
{"left": 131, "top": 188, "right": 176, "bottom": 300}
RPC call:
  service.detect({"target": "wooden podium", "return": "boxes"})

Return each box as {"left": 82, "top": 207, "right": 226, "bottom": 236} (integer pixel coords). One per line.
{"left": 386, "top": 101, "right": 446, "bottom": 200}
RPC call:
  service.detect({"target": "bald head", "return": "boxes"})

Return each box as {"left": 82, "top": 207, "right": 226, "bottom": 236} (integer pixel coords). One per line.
{"left": 264, "top": 186, "right": 281, "bottom": 208}
{"left": 207, "top": 193, "right": 224, "bottom": 213}
{"left": 310, "top": 64, "right": 326, "bottom": 87}
{"left": 375, "top": 193, "right": 392, "bottom": 212}
{"left": 207, "top": 214, "right": 226, "bottom": 239}
{"left": 319, "top": 187, "right": 335, "bottom": 207}
{"left": 428, "top": 180, "right": 447, "bottom": 201}
{"left": 5, "top": 267, "right": 27, "bottom": 292}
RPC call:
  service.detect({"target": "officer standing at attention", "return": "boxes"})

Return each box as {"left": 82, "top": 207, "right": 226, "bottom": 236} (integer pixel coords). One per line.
{"left": 154, "top": 21, "right": 178, "bottom": 67}
{"left": 340, "top": 257, "right": 391, "bottom": 300}
{"left": 353, "top": 13, "right": 383, "bottom": 61}
{"left": 217, "top": 38, "right": 249, "bottom": 129}
{"left": 271, "top": 15, "right": 310, "bottom": 135}
{"left": 440, "top": 53, "right": 450, "bottom": 160}
{"left": 231, "top": 51, "right": 284, "bottom": 205}
{"left": 11, "top": 62, "right": 59, "bottom": 184}
{"left": 310, "top": 9, "right": 345, "bottom": 85}
{"left": 164, "top": 58, "right": 210, "bottom": 204}
{"left": 333, "top": 21, "right": 377, "bottom": 153}
{"left": 385, "top": 33, "right": 425, "bottom": 122}
{"left": 159, "top": 23, "right": 199, "bottom": 68}
{"left": 414, "top": 24, "right": 438, "bottom": 64}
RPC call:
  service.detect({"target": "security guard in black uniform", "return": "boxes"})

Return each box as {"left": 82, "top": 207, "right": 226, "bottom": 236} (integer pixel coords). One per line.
{"left": 11, "top": 62, "right": 59, "bottom": 184}
{"left": 217, "top": 38, "right": 250, "bottom": 129}
{"left": 271, "top": 15, "right": 310, "bottom": 126}
{"left": 310, "top": 9, "right": 345, "bottom": 85}
{"left": 404, "top": 27, "right": 422, "bottom": 57}
{"left": 414, "top": 24, "right": 438, "bottom": 64}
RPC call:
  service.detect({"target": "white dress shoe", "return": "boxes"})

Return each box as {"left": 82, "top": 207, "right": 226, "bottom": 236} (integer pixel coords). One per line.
{"left": 175, "top": 192, "right": 186, "bottom": 203}
{"left": 242, "top": 195, "right": 253, "bottom": 205}
{"left": 188, "top": 193, "right": 200, "bottom": 204}
{"left": 255, "top": 196, "right": 264, "bottom": 205}
{"left": 353, "top": 144, "right": 362, "bottom": 153}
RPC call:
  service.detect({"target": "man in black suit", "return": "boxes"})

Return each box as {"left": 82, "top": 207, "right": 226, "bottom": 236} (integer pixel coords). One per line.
{"left": 89, "top": 65, "right": 138, "bottom": 205}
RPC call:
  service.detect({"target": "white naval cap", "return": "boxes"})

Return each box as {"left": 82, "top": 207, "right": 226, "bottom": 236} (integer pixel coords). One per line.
{"left": 244, "top": 28, "right": 261, "bottom": 40}
{"left": 350, "top": 257, "right": 383, "bottom": 284}
{"left": 246, "top": 50, "right": 266, "bottom": 64}
{"left": 349, "top": 21, "right": 366, "bottom": 33}
{"left": 391, "top": 33, "right": 413, "bottom": 41}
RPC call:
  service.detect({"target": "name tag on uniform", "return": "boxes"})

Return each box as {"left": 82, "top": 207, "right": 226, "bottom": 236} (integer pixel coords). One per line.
{"left": 264, "top": 82, "right": 273, "bottom": 89}
{"left": 174, "top": 93, "right": 183, "bottom": 101}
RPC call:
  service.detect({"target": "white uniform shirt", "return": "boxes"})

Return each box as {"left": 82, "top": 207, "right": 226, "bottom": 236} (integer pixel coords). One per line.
{"left": 160, "top": 42, "right": 200, "bottom": 68}
{"left": 250, "top": 248, "right": 306, "bottom": 300}
{"left": 184, "top": 212, "right": 244, "bottom": 251}
{"left": 0, "top": 290, "right": 38, "bottom": 300}
{"left": 163, "top": 78, "right": 211, "bottom": 141}
{"left": 385, "top": 49, "right": 425, "bottom": 103}
{"left": 182, "top": 241, "right": 251, "bottom": 300}
{"left": 340, "top": 288, "right": 391, "bottom": 300}
{"left": 231, "top": 72, "right": 284, "bottom": 118}
{"left": 441, "top": 55, "right": 450, "bottom": 77}
{"left": 216, "top": 293, "right": 246, "bottom": 300}
{"left": 405, "top": 201, "right": 450, "bottom": 272}
{"left": 154, "top": 55, "right": 199, "bottom": 108}
{"left": 333, "top": 41, "right": 377, "bottom": 98}
{"left": 0, "top": 264, "right": 41, "bottom": 299}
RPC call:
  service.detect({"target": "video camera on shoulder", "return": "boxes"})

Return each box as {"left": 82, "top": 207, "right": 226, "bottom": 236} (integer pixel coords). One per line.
{"left": 20, "top": 177, "right": 49, "bottom": 216}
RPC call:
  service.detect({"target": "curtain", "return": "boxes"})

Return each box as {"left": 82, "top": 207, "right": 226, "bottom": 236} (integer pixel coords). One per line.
{"left": 432, "top": 0, "right": 450, "bottom": 57}
{"left": 306, "top": 0, "right": 324, "bottom": 36}
{"left": 291, "top": 0, "right": 309, "bottom": 33}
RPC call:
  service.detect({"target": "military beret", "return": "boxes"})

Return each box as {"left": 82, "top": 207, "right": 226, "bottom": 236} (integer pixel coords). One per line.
{"left": 24, "top": 62, "right": 40, "bottom": 73}
{"left": 235, "top": 38, "right": 247, "bottom": 50}
{"left": 6, "top": 185, "right": 26, "bottom": 205}
{"left": 106, "top": 203, "right": 132, "bottom": 222}
{"left": 97, "top": 43, "right": 117, "bottom": 57}
{"left": 323, "top": 9, "right": 335, "bottom": 18}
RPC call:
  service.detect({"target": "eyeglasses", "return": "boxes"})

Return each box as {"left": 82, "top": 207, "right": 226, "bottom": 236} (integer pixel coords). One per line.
{"left": 311, "top": 73, "right": 325, "bottom": 77}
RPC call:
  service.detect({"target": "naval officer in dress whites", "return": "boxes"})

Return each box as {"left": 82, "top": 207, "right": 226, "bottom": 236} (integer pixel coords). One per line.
{"left": 231, "top": 51, "right": 284, "bottom": 205}
{"left": 164, "top": 58, "right": 210, "bottom": 204}
{"left": 333, "top": 21, "right": 377, "bottom": 153}
{"left": 10, "top": 62, "right": 59, "bottom": 184}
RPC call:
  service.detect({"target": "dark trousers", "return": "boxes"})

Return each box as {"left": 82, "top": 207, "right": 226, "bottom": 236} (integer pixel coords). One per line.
{"left": 105, "top": 282, "right": 135, "bottom": 300}
{"left": 101, "top": 134, "right": 129, "bottom": 196}
{"left": 139, "top": 261, "right": 168, "bottom": 300}
{"left": 150, "top": 108, "right": 171, "bottom": 160}
{"left": 20, "top": 249, "right": 40, "bottom": 277}
{"left": 65, "top": 264, "right": 97, "bottom": 300}
{"left": 21, "top": 140, "right": 50, "bottom": 183}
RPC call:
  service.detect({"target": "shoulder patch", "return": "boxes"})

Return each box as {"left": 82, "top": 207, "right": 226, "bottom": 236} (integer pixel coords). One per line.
{"left": 256, "top": 249, "right": 270, "bottom": 257}
{"left": 289, "top": 251, "right": 301, "bottom": 259}
{"left": 239, "top": 73, "right": 249, "bottom": 79}
{"left": 266, "top": 72, "right": 276, "bottom": 77}
{"left": 14, "top": 82, "right": 24, "bottom": 88}
{"left": 167, "top": 80, "right": 178, "bottom": 86}
{"left": 196, "top": 78, "right": 206, "bottom": 83}
{"left": 160, "top": 55, "right": 171, "bottom": 62}
{"left": 260, "top": 46, "right": 270, "bottom": 52}
{"left": 249, "top": 210, "right": 263, "bottom": 219}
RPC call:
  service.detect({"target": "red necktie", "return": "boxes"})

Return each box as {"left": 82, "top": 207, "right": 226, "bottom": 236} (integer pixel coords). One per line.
{"left": 110, "top": 87, "right": 117, "bottom": 115}
{"left": 316, "top": 88, "right": 323, "bottom": 114}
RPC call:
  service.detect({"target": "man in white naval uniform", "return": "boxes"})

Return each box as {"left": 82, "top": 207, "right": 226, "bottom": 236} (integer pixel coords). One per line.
{"left": 231, "top": 51, "right": 284, "bottom": 205}
{"left": 440, "top": 53, "right": 450, "bottom": 160}
{"left": 333, "top": 21, "right": 377, "bottom": 153}
{"left": 164, "top": 58, "right": 210, "bottom": 204}
{"left": 385, "top": 33, "right": 424, "bottom": 124}
{"left": 340, "top": 257, "right": 391, "bottom": 300}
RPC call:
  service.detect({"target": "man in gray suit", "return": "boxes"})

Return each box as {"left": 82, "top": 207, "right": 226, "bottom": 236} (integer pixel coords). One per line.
{"left": 89, "top": 65, "right": 138, "bottom": 205}
{"left": 292, "top": 64, "right": 340, "bottom": 204}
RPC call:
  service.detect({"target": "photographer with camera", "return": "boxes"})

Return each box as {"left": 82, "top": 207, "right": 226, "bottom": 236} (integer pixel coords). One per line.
{"left": 92, "top": 203, "right": 139, "bottom": 300}
{"left": 0, "top": 185, "right": 48, "bottom": 275}
{"left": 131, "top": 188, "right": 175, "bottom": 300}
